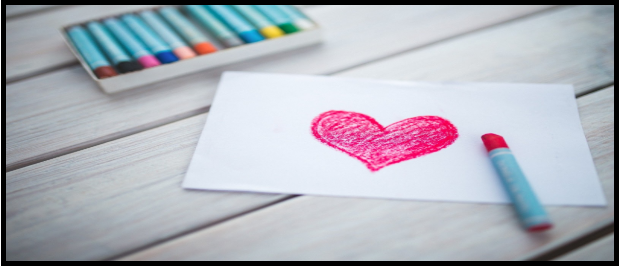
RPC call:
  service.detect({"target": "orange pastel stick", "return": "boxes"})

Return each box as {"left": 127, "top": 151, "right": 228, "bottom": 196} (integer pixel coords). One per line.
{"left": 193, "top": 42, "right": 218, "bottom": 55}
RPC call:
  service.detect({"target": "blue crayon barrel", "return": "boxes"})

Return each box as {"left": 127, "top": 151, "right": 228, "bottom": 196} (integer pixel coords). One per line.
{"left": 86, "top": 21, "right": 143, "bottom": 73}
{"left": 185, "top": 5, "right": 244, "bottom": 48}
{"left": 139, "top": 10, "right": 197, "bottom": 59}
{"left": 489, "top": 148, "right": 552, "bottom": 230}
{"left": 103, "top": 18, "right": 161, "bottom": 68}
{"left": 232, "top": 5, "right": 285, "bottom": 39}
{"left": 159, "top": 7, "right": 218, "bottom": 55}
{"left": 121, "top": 14, "right": 178, "bottom": 64}
{"left": 206, "top": 5, "right": 265, "bottom": 43}
{"left": 66, "top": 26, "right": 117, "bottom": 78}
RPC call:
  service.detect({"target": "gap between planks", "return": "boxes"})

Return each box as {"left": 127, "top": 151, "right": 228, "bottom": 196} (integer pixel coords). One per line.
{"left": 5, "top": 5, "right": 561, "bottom": 171}
{"left": 3, "top": 4, "right": 557, "bottom": 86}
{"left": 528, "top": 220, "right": 614, "bottom": 260}
{"left": 6, "top": 5, "right": 562, "bottom": 85}
{"left": 6, "top": 106, "right": 210, "bottom": 172}
{"left": 5, "top": 5, "right": 160, "bottom": 83}
{"left": 10, "top": 76, "right": 608, "bottom": 174}
{"left": 111, "top": 85, "right": 615, "bottom": 261}
{"left": 4, "top": 5, "right": 324, "bottom": 85}
{"left": 102, "top": 195, "right": 299, "bottom": 261}
{"left": 5, "top": 5, "right": 69, "bottom": 20}
{"left": 575, "top": 81, "right": 616, "bottom": 98}
{"left": 322, "top": 5, "right": 566, "bottom": 76}
{"left": 553, "top": 232, "right": 615, "bottom": 261}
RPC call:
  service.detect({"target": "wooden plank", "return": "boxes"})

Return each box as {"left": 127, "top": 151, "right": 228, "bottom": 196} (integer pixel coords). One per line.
{"left": 5, "top": 5, "right": 552, "bottom": 82}
{"left": 5, "top": 113, "right": 290, "bottom": 261}
{"left": 6, "top": 5, "right": 62, "bottom": 19}
{"left": 119, "top": 86, "right": 616, "bottom": 261}
{"left": 2, "top": 5, "right": 572, "bottom": 171}
{"left": 554, "top": 234, "right": 615, "bottom": 261}
{"left": 337, "top": 5, "right": 615, "bottom": 95}
{"left": 5, "top": 5, "right": 158, "bottom": 82}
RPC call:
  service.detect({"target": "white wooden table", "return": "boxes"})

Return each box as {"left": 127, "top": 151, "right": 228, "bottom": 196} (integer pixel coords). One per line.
{"left": 6, "top": 5, "right": 615, "bottom": 261}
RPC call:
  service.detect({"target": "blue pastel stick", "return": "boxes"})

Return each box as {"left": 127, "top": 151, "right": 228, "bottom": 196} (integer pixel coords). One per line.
{"left": 139, "top": 10, "right": 197, "bottom": 59}
{"left": 86, "top": 21, "right": 143, "bottom": 73}
{"left": 205, "top": 5, "right": 265, "bottom": 43}
{"left": 482, "top": 133, "right": 552, "bottom": 232}
{"left": 66, "top": 26, "right": 117, "bottom": 78}
{"left": 185, "top": 5, "right": 244, "bottom": 48}
{"left": 103, "top": 17, "right": 161, "bottom": 68}
{"left": 139, "top": 10, "right": 188, "bottom": 49}
{"left": 158, "top": 6, "right": 218, "bottom": 55}
{"left": 121, "top": 14, "right": 178, "bottom": 64}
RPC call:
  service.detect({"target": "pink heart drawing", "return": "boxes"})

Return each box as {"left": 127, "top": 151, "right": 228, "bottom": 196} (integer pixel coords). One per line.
{"left": 311, "top": 111, "right": 459, "bottom": 172}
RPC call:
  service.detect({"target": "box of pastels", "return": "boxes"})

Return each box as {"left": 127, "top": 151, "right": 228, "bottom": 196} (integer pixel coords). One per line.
{"left": 61, "top": 5, "right": 321, "bottom": 93}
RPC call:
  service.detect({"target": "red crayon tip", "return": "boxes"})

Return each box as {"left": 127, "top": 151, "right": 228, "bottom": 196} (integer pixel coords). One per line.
{"left": 94, "top": 66, "right": 118, "bottom": 79}
{"left": 481, "top": 133, "right": 509, "bottom": 152}
{"left": 527, "top": 223, "right": 553, "bottom": 232}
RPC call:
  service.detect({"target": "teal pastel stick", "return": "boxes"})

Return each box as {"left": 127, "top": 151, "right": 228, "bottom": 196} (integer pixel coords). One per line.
{"left": 253, "top": 5, "right": 299, "bottom": 33}
{"left": 86, "top": 21, "right": 132, "bottom": 64}
{"left": 231, "top": 5, "right": 274, "bottom": 29}
{"left": 275, "top": 5, "right": 315, "bottom": 30}
{"left": 205, "top": 5, "right": 265, "bottom": 43}
{"left": 483, "top": 134, "right": 552, "bottom": 232}
{"left": 205, "top": 5, "right": 254, "bottom": 33}
{"left": 121, "top": 14, "right": 170, "bottom": 53}
{"left": 275, "top": 5, "right": 307, "bottom": 20}
{"left": 66, "top": 25, "right": 118, "bottom": 78}
{"left": 103, "top": 18, "right": 151, "bottom": 59}
{"left": 86, "top": 21, "right": 143, "bottom": 73}
{"left": 139, "top": 10, "right": 188, "bottom": 49}
{"left": 121, "top": 13, "right": 178, "bottom": 64}
{"left": 158, "top": 6, "right": 209, "bottom": 45}
{"left": 103, "top": 17, "right": 161, "bottom": 68}
{"left": 66, "top": 26, "right": 111, "bottom": 70}
{"left": 253, "top": 5, "right": 290, "bottom": 25}
{"left": 185, "top": 5, "right": 243, "bottom": 47}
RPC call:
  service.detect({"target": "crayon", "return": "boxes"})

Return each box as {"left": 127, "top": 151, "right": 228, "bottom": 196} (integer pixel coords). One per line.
{"left": 253, "top": 5, "right": 299, "bottom": 34}
{"left": 159, "top": 7, "right": 218, "bottom": 55}
{"left": 87, "top": 21, "right": 143, "bottom": 73}
{"left": 121, "top": 14, "right": 179, "bottom": 64}
{"left": 184, "top": 5, "right": 243, "bottom": 48}
{"left": 139, "top": 10, "right": 196, "bottom": 59}
{"left": 103, "top": 18, "right": 161, "bottom": 68}
{"left": 205, "top": 5, "right": 265, "bottom": 43}
{"left": 66, "top": 26, "right": 117, "bottom": 79}
{"left": 231, "top": 5, "right": 285, "bottom": 39}
{"left": 482, "top": 133, "right": 552, "bottom": 232}
{"left": 275, "top": 5, "right": 315, "bottom": 30}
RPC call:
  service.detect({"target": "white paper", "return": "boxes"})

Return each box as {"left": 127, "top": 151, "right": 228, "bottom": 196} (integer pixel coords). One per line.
{"left": 183, "top": 72, "right": 605, "bottom": 206}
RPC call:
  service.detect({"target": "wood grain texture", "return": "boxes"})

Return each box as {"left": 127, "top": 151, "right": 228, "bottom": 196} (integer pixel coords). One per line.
{"left": 5, "top": 5, "right": 614, "bottom": 261}
{"left": 554, "top": 233, "right": 615, "bottom": 261}
{"left": 5, "top": 5, "right": 157, "bottom": 82}
{"left": 5, "top": 5, "right": 552, "bottom": 83}
{"left": 6, "top": 60, "right": 615, "bottom": 262}
{"left": 338, "top": 5, "right": 614, "bottom": 95}
{"left": 6, "top": 5, "right": 62, "bottom": 19}
{"left": 3, "top": 5, "right": 570, "bottom": 171}
{"left": 5, "top": 113, "right": 289, "bottom": 261}
{"left": 120, "top": 86, "right": 616, "bottom": 261}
